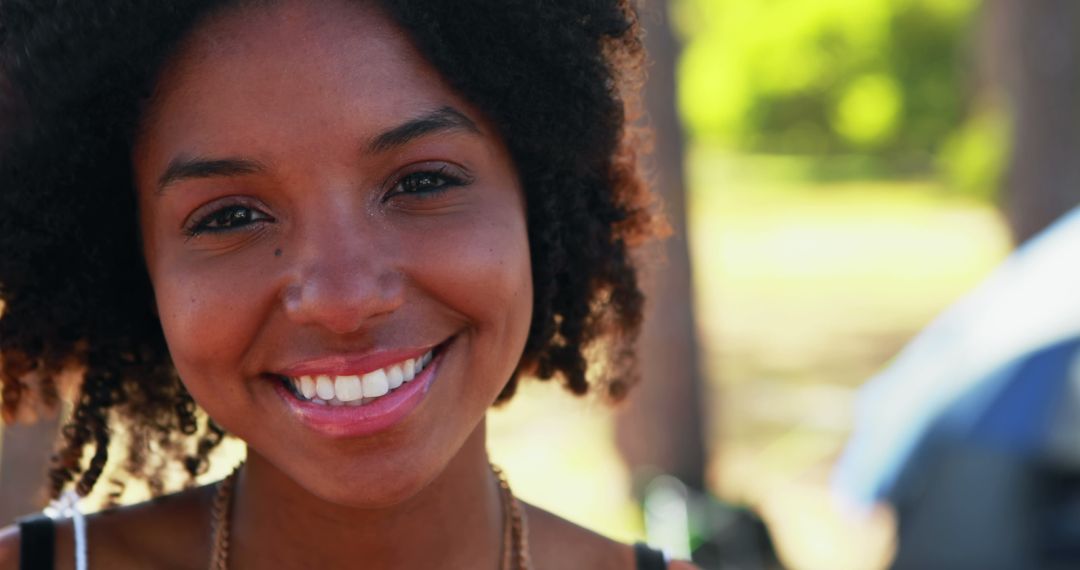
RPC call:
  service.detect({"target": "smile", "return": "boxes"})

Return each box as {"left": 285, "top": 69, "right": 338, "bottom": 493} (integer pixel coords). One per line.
{"left": 270, "top": 340, "right": 451, "bottom": 438}
{"left": 279, "top": 349, "right": 434, "bottom": 406}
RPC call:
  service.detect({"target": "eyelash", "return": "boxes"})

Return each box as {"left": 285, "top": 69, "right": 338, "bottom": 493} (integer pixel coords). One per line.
{"left": 184, "top": 203, "right": 273, "bottom": 238}
{"left": 183, "top": 166, "right": 470, "bottom": 238}
{"left": 388, "top": 165, "right": 470, "bottom": 200}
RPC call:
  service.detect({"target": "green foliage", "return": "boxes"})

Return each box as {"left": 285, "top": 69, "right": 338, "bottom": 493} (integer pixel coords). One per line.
{"left": 675, "top": 0, "right": 984, "bottom": 174}
{"left": 833, "top": 73, "right": 902, "bottom": 147}
{"left": 937, "top": 106, "right": 1010, "bottom": 200}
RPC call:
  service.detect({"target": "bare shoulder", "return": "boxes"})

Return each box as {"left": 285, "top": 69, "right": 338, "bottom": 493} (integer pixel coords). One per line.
{"left": 522, "top": 502, "right": 699, "bottom": 570}
{"left": 77, "top": 485, "right": 212, "bottom": 569}
{"left": 0, "top": 488, "right": 209, "bottom": 570}
{"left": 523, "top": 502, "right": 632, "bottom": 570}
{"left": 0, "top": 524, "right": 21, "bottom": 570}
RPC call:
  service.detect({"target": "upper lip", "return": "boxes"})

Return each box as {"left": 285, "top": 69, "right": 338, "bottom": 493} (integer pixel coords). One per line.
{"left": 273, "top": 343, "right": 441, "bottom": 378}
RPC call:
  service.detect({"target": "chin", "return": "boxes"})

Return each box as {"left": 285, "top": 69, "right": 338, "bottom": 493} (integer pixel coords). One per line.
{"left": 263, "top": 442, "right": 453, "bottom": 509}
{"left": 305, "top": 460, "right": 443, "bottom": 509}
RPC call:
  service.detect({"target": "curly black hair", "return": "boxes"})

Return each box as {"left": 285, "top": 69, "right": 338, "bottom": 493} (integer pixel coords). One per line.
{"left": 0, "top": 0, "right": 654, "bottom": 502}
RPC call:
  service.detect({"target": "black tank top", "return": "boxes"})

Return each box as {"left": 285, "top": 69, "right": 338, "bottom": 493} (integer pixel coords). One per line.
{"left": 17, "top": 516, "right": 53, "bottom": 570}
{"left": 18, "top": 515, "right": 671, "bottom": 569}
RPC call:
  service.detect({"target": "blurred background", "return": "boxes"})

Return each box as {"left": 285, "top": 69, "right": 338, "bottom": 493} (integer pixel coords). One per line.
{"left": 4, "top": 0, "right": 1079, "bottom": 568}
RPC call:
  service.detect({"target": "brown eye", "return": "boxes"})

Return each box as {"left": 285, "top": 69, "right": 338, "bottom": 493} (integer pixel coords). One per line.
{"left": 388, "top": 164, "right": 472, "bottom": 201}
{"left": 397, "top": 171, "right": 453, "bottom": 194}
{"left": 186, "top": 205, "right": 272, "bottom": 237}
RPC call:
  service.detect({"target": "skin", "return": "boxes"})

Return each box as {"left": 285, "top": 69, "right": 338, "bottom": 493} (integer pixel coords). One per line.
{"left": 0, "top": 1, "right": 699, "bottom": 568}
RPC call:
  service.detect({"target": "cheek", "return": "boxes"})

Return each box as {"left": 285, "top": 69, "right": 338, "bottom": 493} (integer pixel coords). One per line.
{"left": 149, "top": 249, "right": 272, "bottom": 385}
{"left": 408, "top": 203, "right": 533, "bottom": 360}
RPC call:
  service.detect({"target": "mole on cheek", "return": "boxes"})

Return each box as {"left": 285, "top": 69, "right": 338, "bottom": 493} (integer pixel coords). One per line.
{"left": 274, "top": 248, "right": 283, "bottom": 257}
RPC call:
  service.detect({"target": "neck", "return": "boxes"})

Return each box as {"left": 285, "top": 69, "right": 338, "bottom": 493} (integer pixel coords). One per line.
{"left": 226, "top": 420, "right": 503, "bottom": 570}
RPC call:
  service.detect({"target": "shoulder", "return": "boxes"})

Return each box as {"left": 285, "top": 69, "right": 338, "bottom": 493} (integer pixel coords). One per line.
{"left": 523, "top": 502, "right": 628, "bottom": 570}
{"left": 0, "top": 486, "right": 212, "bottom": 570}
{"left": 79, "top": 485, "right": 212, "bottom": 569}
{"left": 0, "top": 524, "right": 20, "bottom": 570}
{"left": 522, "top": 503, "right": 700, "bottom": 570}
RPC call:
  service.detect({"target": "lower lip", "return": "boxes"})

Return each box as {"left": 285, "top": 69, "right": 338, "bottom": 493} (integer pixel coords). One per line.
{"left": 272, "top": 345, "right": 447, "bottom": 438}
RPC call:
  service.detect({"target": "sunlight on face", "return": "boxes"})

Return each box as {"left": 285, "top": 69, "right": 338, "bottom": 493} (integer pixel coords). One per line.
{"left": 132, "top": 0, "right": 532, "bottom": 507}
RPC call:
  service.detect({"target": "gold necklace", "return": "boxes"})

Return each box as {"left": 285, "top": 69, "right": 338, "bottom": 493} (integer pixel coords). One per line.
{"left": 208, "top": 462, "right": 530, "bottom": 570}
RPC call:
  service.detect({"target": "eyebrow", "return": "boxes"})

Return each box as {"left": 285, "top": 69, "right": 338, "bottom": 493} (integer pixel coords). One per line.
{"left": 155, "top": 106, "right": 480, "bottom": 193}
{"left": 156, "top": 157, "right": 265, "bottom": 194}
{"left": 367, "top": 106, "right": 480, "bottom": 153}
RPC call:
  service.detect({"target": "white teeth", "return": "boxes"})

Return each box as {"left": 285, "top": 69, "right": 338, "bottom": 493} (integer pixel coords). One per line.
{"left": 334, "top": 375, "right": 362, "bottom": 402}
{"left": 387, "top": 365, "right": 404, "bottom": 389}
{"left": 299, "top": 376, "right": 316, "bottom": 399}
{"left": 361, "top": 369, "right": 389, "bottom": 398}
{"left": 315, "top": 375, "right": 335, "bottom": 400}
{"left": 286, "top": 348, "right": 438, "bottom": 404}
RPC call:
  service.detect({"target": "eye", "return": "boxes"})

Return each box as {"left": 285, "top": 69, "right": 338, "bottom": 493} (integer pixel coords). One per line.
{"left": 389, "top": 165, "right": 471, "bottom": 200}
{"left": 185, "top": 204, "right": 273, "bottom": 237}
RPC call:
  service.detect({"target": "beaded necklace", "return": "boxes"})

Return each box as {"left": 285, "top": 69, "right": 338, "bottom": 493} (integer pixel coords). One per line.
{"left": 208, "top": 462, "right": 530, "bottom": 570}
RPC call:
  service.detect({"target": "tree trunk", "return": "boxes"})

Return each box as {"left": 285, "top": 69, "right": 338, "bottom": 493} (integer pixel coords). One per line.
{"left": 0, "top": 418, "right": 58, "bottom": 524}
{"left": 614, "top": 0, "right": 708, "bottom": 495}
{"left": 989, "top": 0, "right": 1080, "bottom": 243}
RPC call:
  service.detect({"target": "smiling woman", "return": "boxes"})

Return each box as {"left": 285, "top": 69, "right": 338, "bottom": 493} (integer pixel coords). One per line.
{"left": 0, "top": 0, "right": 691, "bottom": 568}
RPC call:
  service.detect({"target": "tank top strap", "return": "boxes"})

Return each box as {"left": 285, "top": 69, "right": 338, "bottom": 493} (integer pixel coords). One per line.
{"left": 633, "top": 541, "right": 669, "bottom": 570}
{"left": 16, "top": 514, "right": 55, "bottom": 570}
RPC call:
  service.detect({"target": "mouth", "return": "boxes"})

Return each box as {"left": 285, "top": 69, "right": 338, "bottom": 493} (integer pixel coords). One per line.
{"left": 268, "top": 337, "right": 453, "bottom": 438}
{"left": 275, "top": 347, "right": 436, "bottom": 407}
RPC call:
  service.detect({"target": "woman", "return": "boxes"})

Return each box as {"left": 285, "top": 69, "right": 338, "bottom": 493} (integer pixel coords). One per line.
{"left": 0, "top": 0, "right": 695, "bottom": 567}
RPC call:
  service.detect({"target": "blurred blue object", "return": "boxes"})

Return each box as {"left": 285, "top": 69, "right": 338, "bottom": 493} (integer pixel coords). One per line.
{"left": 834, "top": 205, "right": 1080, "bottom": 568}
{"left": 835, "top": 204, "right": 1080, "bottom": 505}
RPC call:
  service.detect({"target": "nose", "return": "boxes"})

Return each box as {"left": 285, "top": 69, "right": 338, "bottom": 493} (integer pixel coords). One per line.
{"left": 280, "top": 217, "right": 404, "bottom": 335}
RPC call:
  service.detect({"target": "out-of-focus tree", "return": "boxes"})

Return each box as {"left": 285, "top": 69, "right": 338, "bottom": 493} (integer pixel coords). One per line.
{"left": 0, "top": 418, "right": 57, "bottom": 524}
{"left": 984, "top": 0, "right": 1080, "bottom": 242}
{"left": 616, "top": 0, "right": 707, "bottom": 495}
{"left": 676, "top": 0, "right": 990, "bottom": 179}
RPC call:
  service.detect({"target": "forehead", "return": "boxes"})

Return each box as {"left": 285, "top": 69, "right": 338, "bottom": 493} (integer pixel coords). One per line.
{"left": 135, "top": 0, "right": 469, "bottom": 173}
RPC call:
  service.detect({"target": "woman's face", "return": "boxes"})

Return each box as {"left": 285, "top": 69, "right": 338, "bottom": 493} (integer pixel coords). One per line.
{"left": 132, "top": 0, "right": 532, "bottom": 506}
